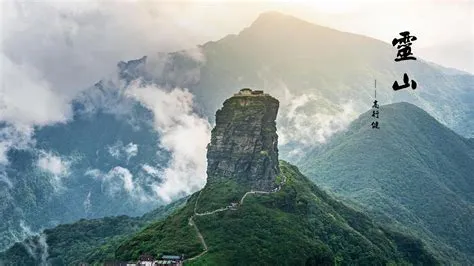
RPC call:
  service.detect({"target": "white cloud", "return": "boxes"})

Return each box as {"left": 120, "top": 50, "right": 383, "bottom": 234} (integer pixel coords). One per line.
{"left": 101, "top": 166, "right": 135, "bottom": 195}
{"left": 116, "top": 167, "right": 134, "bottom": 193}
{"left": 14, "top": 221, "right": 49, "bottom": 266}
{"left": 0, "top": 171, "right": 13, "bottom": 189}
{"left": 260, "top": 78, "right": 359, "bottom": 146}
{"left": 0, "top": 0, "right": 210, "bottom": 162}
{"left": 0, "top": 125, "right": 35, "bottom": 165}
{"left": 89, "top": 166, "right": 144, "bottom": 200}
{"left": 124, "top": 143, "right": 138, "bottom": 160}
{"left": 107, "top": 143, "right": 121, "bottom": 159}
{"left": 278, "top": 90, "right": 357, "bottom": 145}
{"left": 107, "top": 141, "right": 139, "bottom": 163}
{"left": 83, "top": 191, "right": 92, "bottom": 216}
{"left": 0, "top": 55, "right": 73, "bottom": 128}
{"left": 37, "top": 152, "right": 70, "bottom": 176}
{"left": 1, "top": 0, "right": 210, "bottom": 104}
{"left": 84, "top": 168, "right": 101, "bottom": 178}
{"left": 127, "top": 85, "right": 211, "bottom": 202}
{"left": 142, "top": 164, "right": 161, "bottom": 176}
{"left": 36, "top": 151, "right": 72, "bottom": 191}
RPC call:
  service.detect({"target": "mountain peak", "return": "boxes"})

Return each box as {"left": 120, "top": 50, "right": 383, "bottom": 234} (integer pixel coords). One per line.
{"left": 248, "top": 11, "right": 318, "bottom": 33}
{"left": 381, "top": 101, "right": 427, "bottom": 113}
{"left": 252, "top": 11, "right": 293, "bottom": 23}
{"left": 206, "top": 88, "right": 280, "bottom": 190}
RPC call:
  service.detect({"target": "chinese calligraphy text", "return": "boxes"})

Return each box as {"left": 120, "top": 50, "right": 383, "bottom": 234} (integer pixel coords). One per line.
{"left": 392, "top": 31, "right": 418, "bottom": 91}
{"left": 371, "top": 80, "right": 380, "bottom": 129}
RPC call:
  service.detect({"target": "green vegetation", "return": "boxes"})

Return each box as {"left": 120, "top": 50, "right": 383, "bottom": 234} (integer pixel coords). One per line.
{"left": 115, "top": 194, "right": 202, "bottom": 261}
{"left": 298, "top": 102, "right": 474, "bottom": 264}
{"left": 0, "top": 105, "right": 170, "bottom": 251}
{"left": 0, "top": 197, "right": 187, "bottom": 265}
{"left": 274, "top": 173, "right": 283, "bottom": 184}
{"left": 1, "top": 161, "right": 439, "bottom": 265}
{"left": 114, "top": 161, "right": 438, "bottom": 265}
{"left": 1, "top": 216, "right": 142, "bottom": 266}
{"left": 195, "top": 179, "right": 250, "bottom": 213}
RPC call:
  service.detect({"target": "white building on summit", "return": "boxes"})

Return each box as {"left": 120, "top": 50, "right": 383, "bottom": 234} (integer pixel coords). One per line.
{"left": 233, "top": 88, "right": 268, "bottom": 96}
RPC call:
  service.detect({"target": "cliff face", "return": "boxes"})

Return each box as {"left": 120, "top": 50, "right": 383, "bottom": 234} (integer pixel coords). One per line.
{"left": 206, "top": 90, "right": 280, "bottom": 191}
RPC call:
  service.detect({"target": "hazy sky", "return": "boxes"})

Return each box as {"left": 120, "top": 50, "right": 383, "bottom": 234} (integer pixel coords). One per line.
{"left": 1, "top": 0, "right": 472, "bottom": 143}
{"left": 1, "top": 0, "right": 472, "bottom": 146}
{"left": 1, "top": 0, "right": 473, "bottom": 100}
{"left": 0, "top": 0, "right": 473, "bottom": 149}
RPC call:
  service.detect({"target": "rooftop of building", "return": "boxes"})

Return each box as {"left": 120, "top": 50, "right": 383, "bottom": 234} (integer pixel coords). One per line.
{"left": 233, "top": 88, "right": 269, "bottom": 97}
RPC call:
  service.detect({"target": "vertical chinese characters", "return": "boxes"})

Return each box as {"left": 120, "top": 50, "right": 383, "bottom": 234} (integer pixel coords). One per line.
{"left": 392, "top": 31, "right": 417, "bottom": 62}
{"left": 393, "top": 73, "right": 417, "bottom": 91}
{"left": 371, "top": 81, "right": 380, "bottom": 129}
{"left": 371, "top": 100, "right": 380, "bottom": 129}
{"left": 392, "top": 31, "right": 418, "bottom": 91}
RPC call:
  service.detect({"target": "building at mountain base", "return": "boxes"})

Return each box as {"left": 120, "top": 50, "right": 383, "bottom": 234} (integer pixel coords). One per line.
{"left": 102, "top": 254, "right": 184, "bottom": 266}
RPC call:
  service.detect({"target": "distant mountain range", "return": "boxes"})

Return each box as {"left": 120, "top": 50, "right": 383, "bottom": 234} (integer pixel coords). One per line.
{"left": 1, "top": 11, "right": 472, "bottom": 255}
{"left": 0, "top": 87, "right": 171, "bottom": 250}
{"left": 298, "top": 102, "right": 474, "bottom": 263}
{"left": 123, "top": 11, "right": 473, "bottom": 139}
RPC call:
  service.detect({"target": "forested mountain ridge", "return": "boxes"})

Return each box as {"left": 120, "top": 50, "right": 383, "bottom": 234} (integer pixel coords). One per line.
{"left": 0, "top": 197, "right": 187, "bottom": 265}
{"left": 298, "top": 102, "right": 474, "bottom": 263}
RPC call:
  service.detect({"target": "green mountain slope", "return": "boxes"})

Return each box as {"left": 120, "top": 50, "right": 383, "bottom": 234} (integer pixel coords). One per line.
{"left": 0, "top": 197, "right": 187, "bottom": 265}
{"left": 114, "top": 161, "right": 437, "bottom": 265}
{"left": 298, "top": 102, "right": 474, "bottom": 263}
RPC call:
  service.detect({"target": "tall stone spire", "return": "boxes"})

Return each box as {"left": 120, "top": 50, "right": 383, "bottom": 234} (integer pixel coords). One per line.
{"left": 206, "top": 88, "right": 280, "bottom": 191}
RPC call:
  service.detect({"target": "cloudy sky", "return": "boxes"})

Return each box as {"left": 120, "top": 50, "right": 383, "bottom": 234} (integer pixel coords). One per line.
{"left": 1, "top": 0, "right": 473, "bottom": 106}
{"left": 0, "top": 0, "right": 472, "bottom": 201}
{"left": 1, "top": 0, "right": 472, "bottom": 125}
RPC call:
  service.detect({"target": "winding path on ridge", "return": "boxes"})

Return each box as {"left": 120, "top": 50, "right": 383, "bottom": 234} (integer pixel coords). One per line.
{"left": 184, "top": 178, "right": 287, "bottom": 262}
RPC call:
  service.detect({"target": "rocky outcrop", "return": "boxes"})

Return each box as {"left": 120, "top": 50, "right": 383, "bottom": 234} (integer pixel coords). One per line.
{"left": 206, "top": 89, "right": 280, "bottom": 191}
